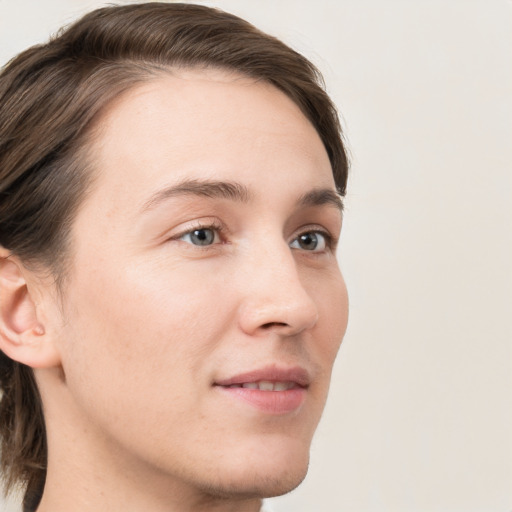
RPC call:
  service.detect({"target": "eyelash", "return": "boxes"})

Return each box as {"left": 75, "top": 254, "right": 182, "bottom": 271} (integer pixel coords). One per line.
{"left": 172, "top": 221, "right": 335, "bottom": 253}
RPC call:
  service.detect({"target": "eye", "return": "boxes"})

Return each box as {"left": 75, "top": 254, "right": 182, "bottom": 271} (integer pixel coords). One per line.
{"left": 290, "top": 231, "right": 328, "bottom": 252}
{"left": 179, "top": 227, "right": 220, "bottom": 246}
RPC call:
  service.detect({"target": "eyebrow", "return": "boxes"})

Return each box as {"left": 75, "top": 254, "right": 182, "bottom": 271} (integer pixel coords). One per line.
{"left": 141, "top": 178, "right": 343, "bottom": 213}
{"left": 298, "top": 188, "right": 344, "bottom": 213}
{"left": 141, "top": 179, "right": 251, "bottom": 211}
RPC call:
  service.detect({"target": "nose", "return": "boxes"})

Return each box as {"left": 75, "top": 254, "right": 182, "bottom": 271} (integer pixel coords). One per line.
{"left": 237, "top": 241, "right": 319, "bottom": 338}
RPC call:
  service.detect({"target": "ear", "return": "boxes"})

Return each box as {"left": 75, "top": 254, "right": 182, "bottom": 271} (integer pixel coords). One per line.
{"left": 0, "top": 248, "right": 61, "bottom": 368}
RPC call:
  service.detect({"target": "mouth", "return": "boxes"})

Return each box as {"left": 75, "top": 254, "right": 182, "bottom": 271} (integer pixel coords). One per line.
{"left": 213, "top": 366, "right": 310, "bottom": 414}
{"left": 222, "top": 381, "right": 302, "bottom": 391}
{"left": 214, "top": 366, "right": 310, "bottom": 388}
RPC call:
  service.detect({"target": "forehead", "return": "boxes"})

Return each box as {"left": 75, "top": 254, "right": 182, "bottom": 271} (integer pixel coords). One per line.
{"left": 85, "top": 68, "right": 334, "bottom": 213}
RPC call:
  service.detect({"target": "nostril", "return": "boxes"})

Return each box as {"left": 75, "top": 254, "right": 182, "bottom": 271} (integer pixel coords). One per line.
{"left": 261, "top": 322, "right": 288, "bottom": 330}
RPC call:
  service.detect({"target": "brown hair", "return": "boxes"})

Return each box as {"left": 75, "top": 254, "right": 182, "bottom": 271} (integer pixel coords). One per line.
{"left": 0, "top": 3, "right": 349, "bottom": 510}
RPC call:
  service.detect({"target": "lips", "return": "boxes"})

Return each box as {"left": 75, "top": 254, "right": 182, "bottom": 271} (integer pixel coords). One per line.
{"left": 213, "top": 366, "right": 310, "bottom": 414}
{"left": 214, "top": 366, "right": 310, "bottom": 389}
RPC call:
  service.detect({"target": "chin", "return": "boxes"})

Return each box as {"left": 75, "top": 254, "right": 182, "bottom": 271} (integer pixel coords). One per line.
{"left": 252, "top": 463, "right": 309, "bottom": 498}
{"left": 196, "top": 444, "right": 311, "bottom": 500}
{"left": 199, "top": 463, "right": 309, "bottom": 501}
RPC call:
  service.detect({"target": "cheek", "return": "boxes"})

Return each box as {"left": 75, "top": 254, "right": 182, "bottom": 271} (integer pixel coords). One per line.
{"left": 312, "top": 269, "right": 348, "bottom": 365}
{"left": 332, "top": 271, "right": 349, "bottom": 338}
{"left": 55, "top": 264, "right": 233, "bottom": 459}
{"left": 59, "top": 258, "right": 229, "bottom": 396}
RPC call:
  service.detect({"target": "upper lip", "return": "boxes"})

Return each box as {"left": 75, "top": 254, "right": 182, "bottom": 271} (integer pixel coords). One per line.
{"left": 214, "top": 365, "right": 311, "bottom": 388}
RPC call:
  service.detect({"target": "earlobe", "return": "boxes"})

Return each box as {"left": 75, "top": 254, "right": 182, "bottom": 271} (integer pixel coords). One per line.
{"left": 0, "top": 251, "right": 60, "bottom": 368}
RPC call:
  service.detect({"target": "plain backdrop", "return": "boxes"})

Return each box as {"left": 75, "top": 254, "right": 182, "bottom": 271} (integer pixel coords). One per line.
{"left": 1, "top": 1, "right": 511, "bottom": 511}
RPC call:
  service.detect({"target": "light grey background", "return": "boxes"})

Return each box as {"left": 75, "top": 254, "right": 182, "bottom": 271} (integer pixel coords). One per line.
{"left": 1, "top": 1, "right": 511, "bottom": 511}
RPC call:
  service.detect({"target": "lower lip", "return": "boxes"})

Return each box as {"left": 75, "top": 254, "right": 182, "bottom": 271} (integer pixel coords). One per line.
{"left": 215, "top": 386, "right": 307, "bottom": 415}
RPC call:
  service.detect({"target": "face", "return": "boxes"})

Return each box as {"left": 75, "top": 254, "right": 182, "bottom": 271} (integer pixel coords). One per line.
{"left": 50, "top": 69, "right": 348, "bottom": 499}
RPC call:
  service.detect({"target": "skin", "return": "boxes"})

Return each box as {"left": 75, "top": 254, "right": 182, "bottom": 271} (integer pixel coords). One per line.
{"left": 1, "top": 69, "right": 348, "bottom": 511}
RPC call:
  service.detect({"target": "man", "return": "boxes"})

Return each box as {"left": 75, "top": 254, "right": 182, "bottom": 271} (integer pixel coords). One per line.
{"left": 0, "top": 4, "right": 349, "bottom": 511}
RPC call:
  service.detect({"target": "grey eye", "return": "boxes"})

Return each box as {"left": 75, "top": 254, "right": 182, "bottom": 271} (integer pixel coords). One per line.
{"left": 180, "top": 228, "right": 218, "bottom": 246}
{"left": 290, "top": 232, "right": 327, "bottom": 252}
